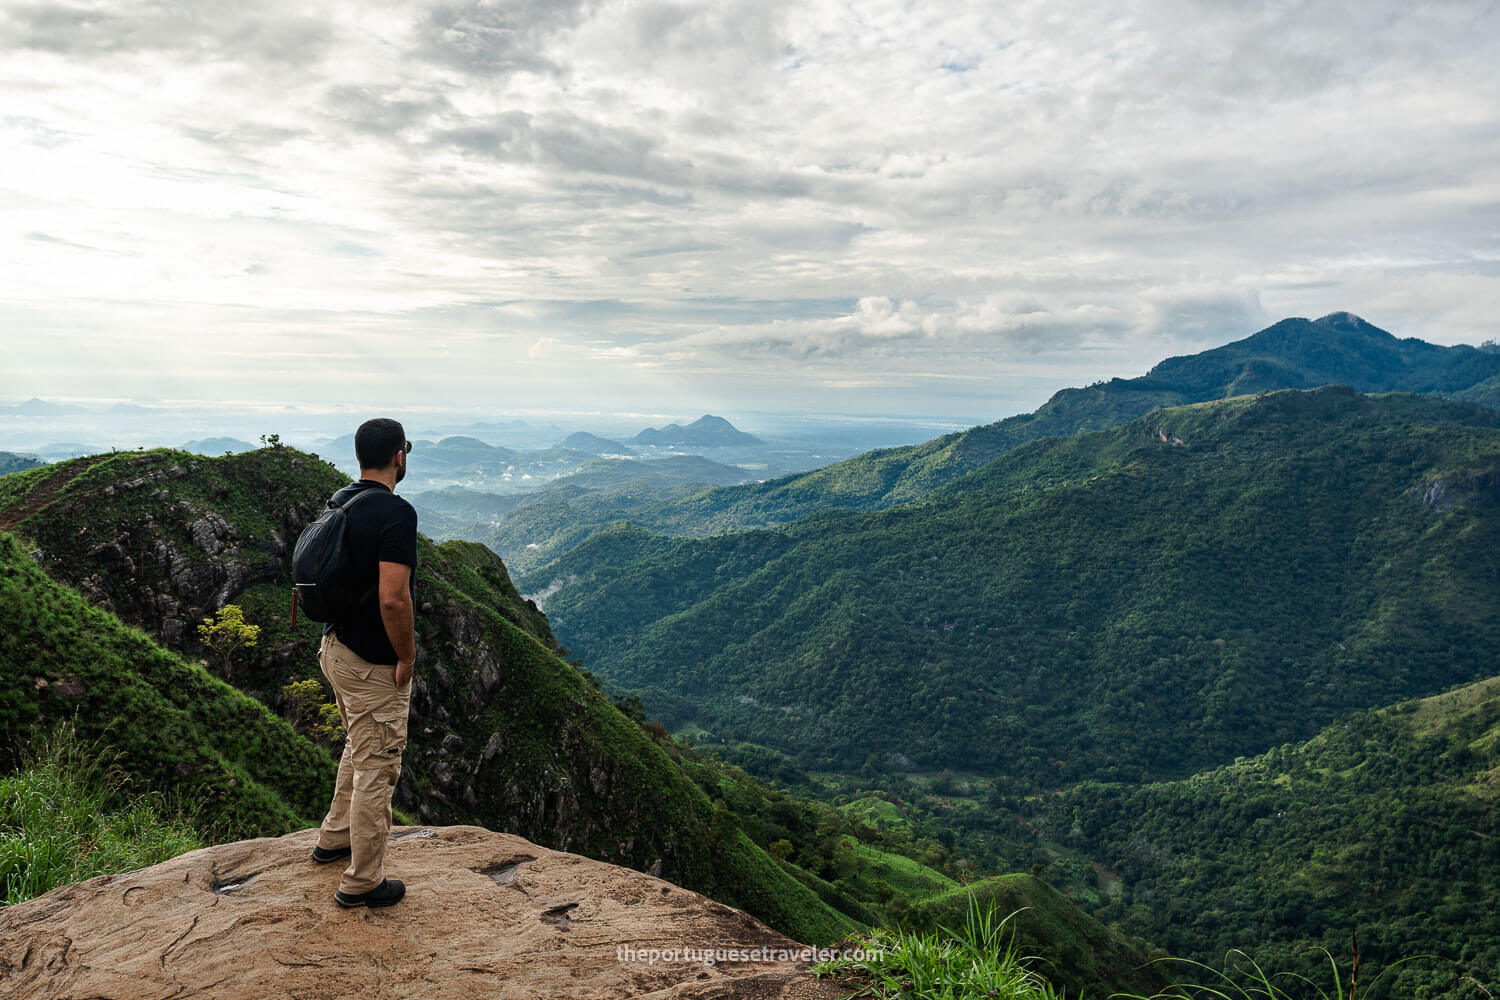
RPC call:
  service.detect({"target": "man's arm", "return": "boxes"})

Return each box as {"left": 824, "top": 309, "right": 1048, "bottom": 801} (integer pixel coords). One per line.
{"left": 379, "top": 560, "right": 416, "bottom": 686}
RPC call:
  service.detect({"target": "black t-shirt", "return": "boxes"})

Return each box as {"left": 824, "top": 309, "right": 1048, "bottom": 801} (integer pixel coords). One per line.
{"left": 324, "top": 480, "right": 418, "bottom": 666}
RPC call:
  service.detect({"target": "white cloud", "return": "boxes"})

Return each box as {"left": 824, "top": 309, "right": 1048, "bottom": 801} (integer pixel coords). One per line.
{"left": 641, "top": 288, "right": 1263, "bottom": 366}
{"left": 0, "top": 0, "right": 1496, "bottom": 419}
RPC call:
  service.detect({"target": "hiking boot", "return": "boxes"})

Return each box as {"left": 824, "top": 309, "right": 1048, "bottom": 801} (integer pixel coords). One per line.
{"left": 311, "top": 844, "right": 351, "bottom": 864}
{"left": 335, "top": 878, "right": 405, "bottom": 908}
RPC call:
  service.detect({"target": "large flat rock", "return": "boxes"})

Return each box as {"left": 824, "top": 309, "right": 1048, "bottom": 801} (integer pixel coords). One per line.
{"left": 0, "top": 826, "right": 853, "bottom": 1000}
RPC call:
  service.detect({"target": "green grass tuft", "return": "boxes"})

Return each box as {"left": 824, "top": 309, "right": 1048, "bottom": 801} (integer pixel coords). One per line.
{"left": 816, "top": 891, "right": 1065, "bottom": 1000}
{"left": 0, "top": 724, "right": 202, "bottom": 905}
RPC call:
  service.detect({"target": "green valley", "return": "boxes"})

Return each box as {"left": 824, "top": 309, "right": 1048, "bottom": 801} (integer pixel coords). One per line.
{"left": 523, "top": 386, "right": 1500, "bottom": 993}
{"left": 0, "top": 443, "right": 1198, "bottom": 996}
{"left": 528, "top": 387, "right": 1500, "bottom": 786}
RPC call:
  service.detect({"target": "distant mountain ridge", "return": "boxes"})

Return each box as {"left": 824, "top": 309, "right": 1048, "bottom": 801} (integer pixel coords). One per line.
{"left": 449, "top": 314, "right": 1500, "bottom": 560}
{"left": 412, "top": 455, "right": 757, "bottom": 573}
{"left": 0, "top": 397, "right": 89, "bottom": 416}
{"left": 180, "top": 436, "right": 256, "bottom": 455}
{"left": 633, "top": 414, "right": 764, "bottom": 447}
{"left": 1145, "top": 311, "right": 1499, "bottom": 395}
{"left": 609, "top": 313, "right": 1500, "bottom": 535}
{"left": 561, "top": 431, "right": 634, "bottom": 454}
{"left": 0, "top": 452, "right": 44, "bottom": 477}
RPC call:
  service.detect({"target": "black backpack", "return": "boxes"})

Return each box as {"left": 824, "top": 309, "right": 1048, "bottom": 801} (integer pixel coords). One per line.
{"left": 291, "top": 486, "right": 381, "bottom": 624}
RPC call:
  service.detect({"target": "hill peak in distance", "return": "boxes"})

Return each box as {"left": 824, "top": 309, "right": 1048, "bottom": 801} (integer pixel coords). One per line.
{"left": 633, "top": 415, "right": 763, "bottom": 448}
{"left": 561, "top": 431, "right": 634, "bottom": 454}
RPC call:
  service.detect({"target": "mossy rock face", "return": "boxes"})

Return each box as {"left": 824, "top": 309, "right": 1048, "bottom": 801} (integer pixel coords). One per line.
{"left": 912, "top": 875, "right": 1173, "bottom": 999}
{"left": 0, "top": 448, "right": 859, "bottom": 947}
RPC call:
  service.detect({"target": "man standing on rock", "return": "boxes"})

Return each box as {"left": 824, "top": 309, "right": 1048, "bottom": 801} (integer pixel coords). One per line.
{"left": 311, "top": 417, "right": 418, "bottom": 908}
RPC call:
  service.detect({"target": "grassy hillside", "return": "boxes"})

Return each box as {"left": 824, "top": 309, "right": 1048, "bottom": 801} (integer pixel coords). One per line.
{"left": 1, "top": 725, "right": 204, "bottom": 904}
{"left": 529, "top": 388, "right": 1500, "bottom": 788}
{"left": 0, "top": 529, "right": 334, "bottom": 837}
{"left": 0, "top": 446, "right": 859, "bottom": 945}
{"left": 1033, "top": 675, "right": 1500, "bottom": 998}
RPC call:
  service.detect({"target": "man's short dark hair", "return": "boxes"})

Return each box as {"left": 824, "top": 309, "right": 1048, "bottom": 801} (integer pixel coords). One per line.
{"left": 355, "top": 418, "right": 407, "bottom": 470}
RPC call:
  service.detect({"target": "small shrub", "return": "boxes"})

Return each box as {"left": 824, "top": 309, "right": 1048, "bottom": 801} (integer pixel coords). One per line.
{"left": 198, "top": 604, "right": 260, "bottom": 676}
{"left": 281, "top": 677, "right": 346, "bottom": 745}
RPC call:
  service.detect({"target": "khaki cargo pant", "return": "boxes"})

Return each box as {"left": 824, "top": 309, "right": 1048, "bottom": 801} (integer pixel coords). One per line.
{"left": 316, "top": 632, "right": 412, "bottom": 895}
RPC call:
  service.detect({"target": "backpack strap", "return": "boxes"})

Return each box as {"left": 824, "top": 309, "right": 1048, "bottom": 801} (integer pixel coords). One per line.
{"left": 329, "top": 485, "right": 387, "bottom": 611}
{"left": 329, "top": 484, "right": 385, "bottom": 512}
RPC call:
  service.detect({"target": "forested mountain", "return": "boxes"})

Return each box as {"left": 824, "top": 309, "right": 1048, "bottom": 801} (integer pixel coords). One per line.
{"left": 1456, "top": 372, "right": 1500, "bottom": 409}
{"left": 0, "top": 453, "right": 43, "bottom": 477}
{"left": 1029, "top": 675, "right": 1500, "bottom": 998}
{"left": 526, "top": 385, "right": 1500, "bottom": 994}
{"left": 1145, "top": 311, "right": 1500, "bottom": 395}
{"left": 528, "top": 388, "right": 1500, "bottom": 789}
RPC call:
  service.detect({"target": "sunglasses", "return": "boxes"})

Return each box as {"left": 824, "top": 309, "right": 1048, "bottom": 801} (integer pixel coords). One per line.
{"left": 403, "top": 440, "right": 413, "bottom": 454}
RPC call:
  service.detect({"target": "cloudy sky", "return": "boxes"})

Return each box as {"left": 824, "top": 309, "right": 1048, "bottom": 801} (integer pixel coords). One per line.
{"left": 3, "top": 0, "right": 1497, "bottom": 424}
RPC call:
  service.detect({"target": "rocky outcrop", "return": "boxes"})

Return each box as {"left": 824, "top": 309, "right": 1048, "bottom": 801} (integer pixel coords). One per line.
{"left": 0, "top": 448, "right": 859, "bottom": 947}
{"left": 1414, "top": 468, "right": 1500, "bottom": 512}
{"left": 0, "top": 826, "right": 851, "bottom": 1000}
